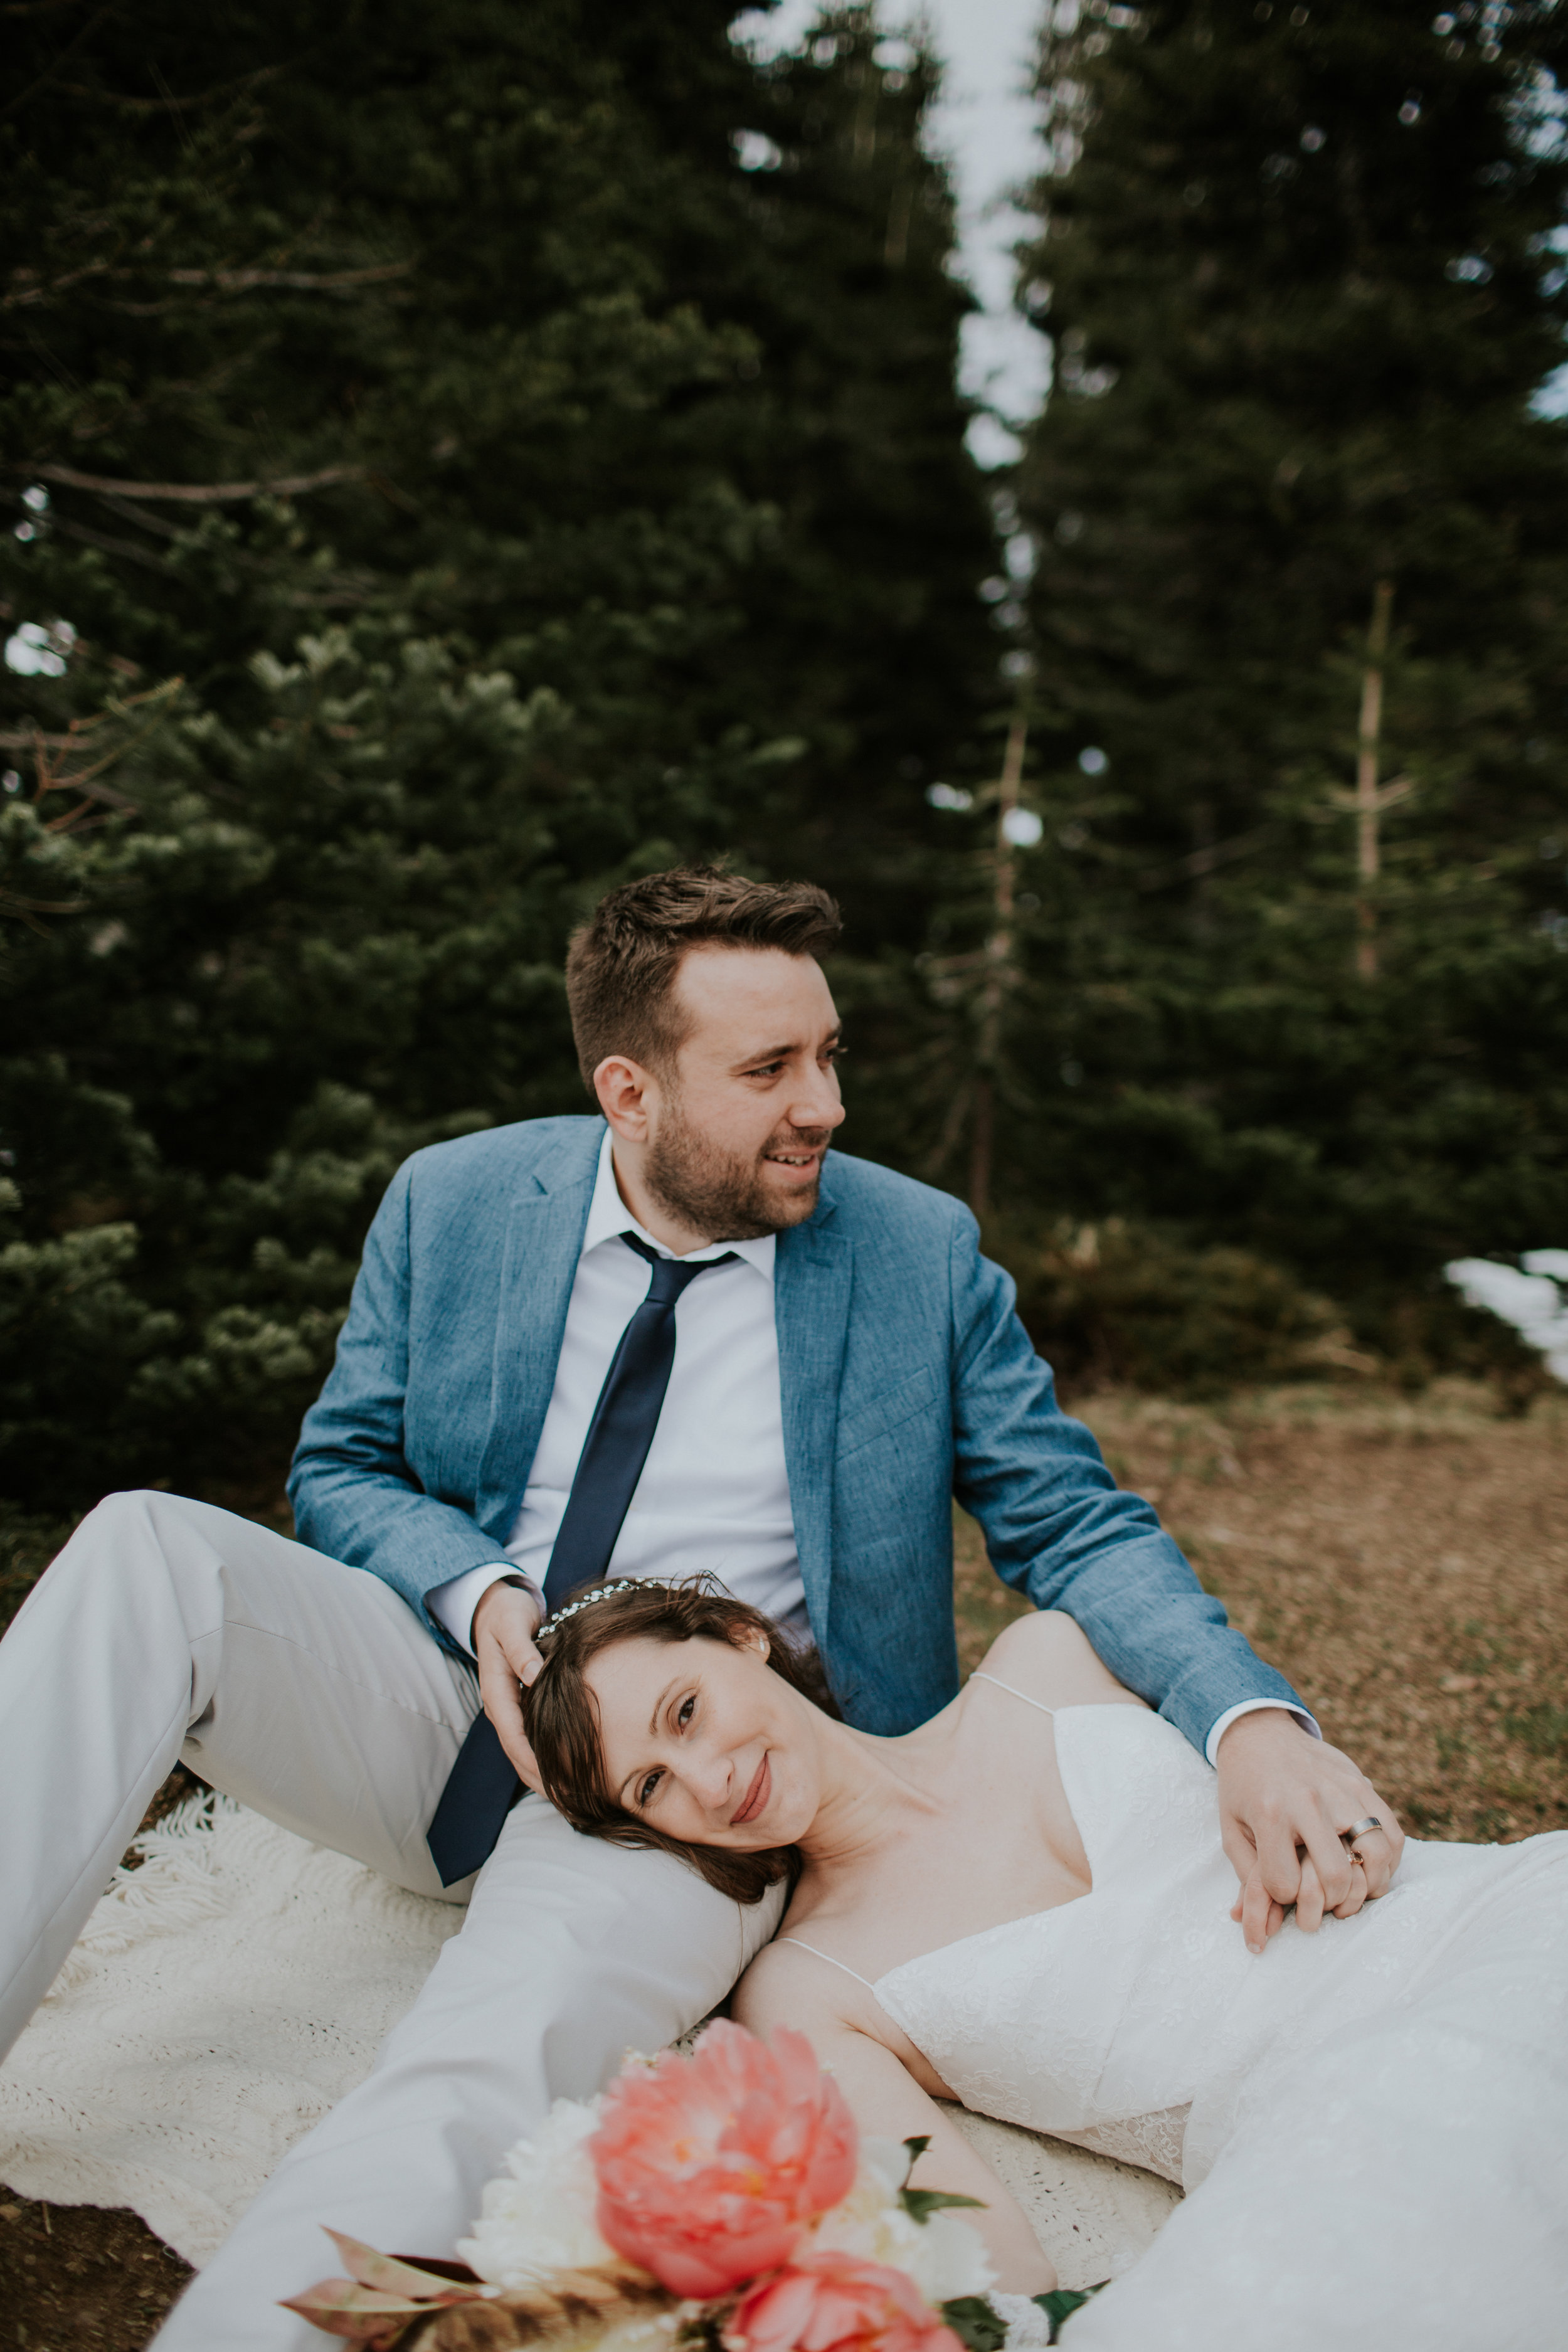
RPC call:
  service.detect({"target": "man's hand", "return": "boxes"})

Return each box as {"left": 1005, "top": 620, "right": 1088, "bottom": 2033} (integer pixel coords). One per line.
{"left": 472, "top": 1578, "right": 547, "bottom": 1789}
{"left": 1216, "top": 1709, "right": 1404, "bottom": 1954}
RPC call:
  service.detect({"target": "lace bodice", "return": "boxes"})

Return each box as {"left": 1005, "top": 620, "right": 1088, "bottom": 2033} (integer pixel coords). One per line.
{"left": 862, "top": 1704, "right": 1237, "bottom": 2185}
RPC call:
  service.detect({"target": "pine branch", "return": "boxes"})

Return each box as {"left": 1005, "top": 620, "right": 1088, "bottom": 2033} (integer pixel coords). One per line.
{"left": 0, "top": 1, "right": 120, "bottom": 124}
{"left": 163, "top": 262, "right": 411, "bottom": 292}
{"left": 1135, "top": 828, "right": 1272, "bottom": 890}
{"left": 28, "top": 462, "right": 363, "bottom": 503}
{"left": 5, "top": 259, "right": 410, "bottom": 313}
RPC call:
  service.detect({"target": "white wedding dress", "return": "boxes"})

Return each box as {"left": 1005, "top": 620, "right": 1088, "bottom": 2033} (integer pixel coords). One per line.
{"left": 798, "top": 1679, "right": 1568, "bottom": 2350}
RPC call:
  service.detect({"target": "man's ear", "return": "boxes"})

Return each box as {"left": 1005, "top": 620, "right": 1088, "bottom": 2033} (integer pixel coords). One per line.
{"left": 595, "top": 1054, "right": 655, "bottom": 1138}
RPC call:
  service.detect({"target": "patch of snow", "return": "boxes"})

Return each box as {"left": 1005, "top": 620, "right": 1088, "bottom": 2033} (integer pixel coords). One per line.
{"left": 1445, "top": 1256, "right": 1568, "bottom": 1383}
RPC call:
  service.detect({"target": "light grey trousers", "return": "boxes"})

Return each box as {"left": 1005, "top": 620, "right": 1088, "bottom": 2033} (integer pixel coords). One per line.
{"left": 0, "top": 1490, "right": 784, "bottom": 2350}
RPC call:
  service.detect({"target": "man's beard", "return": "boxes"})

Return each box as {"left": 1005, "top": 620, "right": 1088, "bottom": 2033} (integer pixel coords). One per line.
{"left": 644, "top": 1098, "right": 830, "bottom": 1241}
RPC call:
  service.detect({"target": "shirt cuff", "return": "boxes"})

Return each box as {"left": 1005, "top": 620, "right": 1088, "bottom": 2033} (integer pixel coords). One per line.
{"left": 425, "top": 1562, "right": 539, "bottom": 1655}
{"left": 1205, "top": 1697, "right": 1321, "bottom": 1767}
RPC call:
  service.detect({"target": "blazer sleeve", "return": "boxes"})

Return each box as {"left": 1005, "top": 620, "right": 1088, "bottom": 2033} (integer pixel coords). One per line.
{"left": 946, "top": 1205, "right": 1305, "bottom": 1758}
{"left": 287, "top": 1158, "right": 514, "bottom": 1637}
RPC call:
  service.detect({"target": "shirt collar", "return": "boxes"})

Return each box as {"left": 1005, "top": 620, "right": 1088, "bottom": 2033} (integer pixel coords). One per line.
{"left": 582, "top": 1126, "right": 776, "bottom": 1281}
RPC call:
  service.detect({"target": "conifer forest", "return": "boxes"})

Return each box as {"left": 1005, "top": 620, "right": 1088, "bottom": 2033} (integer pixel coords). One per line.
{"left": 4, "top": 0, "right": 1568, "bottom": 1519}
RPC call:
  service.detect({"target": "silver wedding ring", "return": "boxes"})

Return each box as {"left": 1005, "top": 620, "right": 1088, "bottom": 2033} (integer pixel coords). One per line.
{"left": 1342, "top": 1815, "right": 1382, "bottom": 1859}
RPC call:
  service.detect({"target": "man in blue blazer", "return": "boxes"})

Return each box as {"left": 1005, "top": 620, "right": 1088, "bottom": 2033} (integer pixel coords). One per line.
{"left": 0, "top": 869, "right": 1399, "bottom": 2350}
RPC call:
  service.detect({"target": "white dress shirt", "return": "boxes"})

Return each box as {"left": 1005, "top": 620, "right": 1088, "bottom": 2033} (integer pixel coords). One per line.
{"left": 427, "top": 1132, "right": 1310, "bottom": 1757}
{"left": 428, "top": 1128, "right": 806, "bottom": 1652}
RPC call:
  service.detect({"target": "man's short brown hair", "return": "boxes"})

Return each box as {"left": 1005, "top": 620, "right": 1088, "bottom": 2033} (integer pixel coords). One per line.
{"left": 564, "top": 866, "right": 842, "bottom": 1093}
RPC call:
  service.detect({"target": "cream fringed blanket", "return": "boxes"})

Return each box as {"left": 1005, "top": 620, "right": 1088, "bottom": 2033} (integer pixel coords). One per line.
{"left": 0, "top": 1796, "right": 464, "bottom": 2264}
{"left": 0, "top": 1796, "right": 1180, "bottom": 2287}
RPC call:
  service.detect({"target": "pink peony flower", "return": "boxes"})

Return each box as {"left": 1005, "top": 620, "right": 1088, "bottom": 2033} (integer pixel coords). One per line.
{"left": 728, "top": 2252, "right": 965, "bottom": 2352}
{"left": 589, "top": 2020, "right": 859, "bottom": 2298}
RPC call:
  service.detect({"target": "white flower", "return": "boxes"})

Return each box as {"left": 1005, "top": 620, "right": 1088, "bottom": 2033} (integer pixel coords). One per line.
{"left": 458, "top": 2096, "right": 617, "bottom": 2287}
{"left": 807, "top": 2147, "right": 995, "bottom": 2305}
{"left": 990, "top": 2291, "right": 1054, "bottom": 2351}
{"left": 899, "top": 2208, "right": 997, "bottom": 2306}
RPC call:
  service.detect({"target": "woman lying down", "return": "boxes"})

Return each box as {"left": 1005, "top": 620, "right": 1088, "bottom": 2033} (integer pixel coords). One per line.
{"left": 521, "top": 1579, "right": 1568, "bottom": 2352}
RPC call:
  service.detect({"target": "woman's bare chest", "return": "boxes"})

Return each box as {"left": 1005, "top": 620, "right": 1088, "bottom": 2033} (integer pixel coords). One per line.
{"left": 785, "top": 1734, "right": 1093, "bottom": 1983}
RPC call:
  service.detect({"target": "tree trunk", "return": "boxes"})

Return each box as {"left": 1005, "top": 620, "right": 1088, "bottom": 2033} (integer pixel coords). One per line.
{"left": 1355, "top": 578, "right": 1394, "bottom": 980}
{"left": 968, "top": 710, "right": 1028, "bottom": 1217}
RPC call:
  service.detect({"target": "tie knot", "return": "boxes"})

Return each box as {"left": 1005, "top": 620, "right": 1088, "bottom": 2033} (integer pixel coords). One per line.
{"left": 620, "top": 1229, "right": 737, "bottom": 1304}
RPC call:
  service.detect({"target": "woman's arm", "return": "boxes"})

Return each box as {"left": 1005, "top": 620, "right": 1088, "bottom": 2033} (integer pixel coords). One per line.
{"left": 734, "top": 1947, "right": 1056, "bottom": 2296}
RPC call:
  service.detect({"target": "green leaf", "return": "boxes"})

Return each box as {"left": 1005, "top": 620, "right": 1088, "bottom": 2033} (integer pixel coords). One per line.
{"left": 898, "top": 2133, "right": 987, "bottom": 2224}
{"left": 899, "top": 2186, "right": 989, "bottom": 2224}
{"left": 1032, "top": 2283, "right": 1110, "bottom": 2344}
{"left": 939, "top": 2296, "right": 1008, "bottom": 2352}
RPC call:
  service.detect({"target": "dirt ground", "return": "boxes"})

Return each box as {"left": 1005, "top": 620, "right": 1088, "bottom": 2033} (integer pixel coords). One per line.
{"left": 3, "top": 1377, "right": 1564, "bottom": 2345}
{"left": 0, "top": 2196, "right": 191, "bottom": 2349}
{"left": 955, "top": 1379, "right": 1568, "bottom": 1844}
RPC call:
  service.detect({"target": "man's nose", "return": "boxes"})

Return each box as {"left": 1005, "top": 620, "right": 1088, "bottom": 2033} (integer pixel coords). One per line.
{"left": 788, "top": 1060, "right": 846, "bottom": 1133}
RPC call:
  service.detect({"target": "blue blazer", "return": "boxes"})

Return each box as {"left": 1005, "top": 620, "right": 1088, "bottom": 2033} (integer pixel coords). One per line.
{"left": 289, "top": 1116, "right": 1304, "bottom": 1753}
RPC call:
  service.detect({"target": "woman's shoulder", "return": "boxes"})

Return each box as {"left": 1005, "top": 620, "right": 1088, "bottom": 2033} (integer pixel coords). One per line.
{"left": 975, "top": 1610, "right": 1148, "bottom": 1713}
{"left": 732, "top": 1932, "right": 867, "bottom": 2040}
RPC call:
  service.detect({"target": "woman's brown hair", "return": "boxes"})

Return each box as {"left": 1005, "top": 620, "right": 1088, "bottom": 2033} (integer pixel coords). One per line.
{"left": 521, "top": 1579, "right": 834, "bottom": 1904}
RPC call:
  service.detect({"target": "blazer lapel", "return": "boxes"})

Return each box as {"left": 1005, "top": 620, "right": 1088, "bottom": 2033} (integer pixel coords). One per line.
{"left": 775, "top": 1184, "right": 853, "bottom": 1636}
{"left": 475, "top": 1126, "right": 600, "bottom": 1535}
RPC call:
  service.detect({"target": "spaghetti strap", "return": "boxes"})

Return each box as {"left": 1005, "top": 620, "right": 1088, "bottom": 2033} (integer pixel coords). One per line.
{"left": 775, "top": 1937, "right": 877, "bottom": 1993}
{"left": 970, "top": 1669, "right": 1056, "bottom": 1718}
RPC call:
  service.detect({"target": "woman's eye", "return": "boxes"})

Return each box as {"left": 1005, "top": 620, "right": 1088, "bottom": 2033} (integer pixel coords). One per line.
{"left": 677, "top": 1694, "right": 696, "bottom": 1729}
{"left": 637, "top": 1770, "right": 662, "bottom": 1808}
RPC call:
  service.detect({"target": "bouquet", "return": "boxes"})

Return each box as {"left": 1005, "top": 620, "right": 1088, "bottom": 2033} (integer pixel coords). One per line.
{"left": 283, "top": 2021, "right": 1103, "bottom": 2350}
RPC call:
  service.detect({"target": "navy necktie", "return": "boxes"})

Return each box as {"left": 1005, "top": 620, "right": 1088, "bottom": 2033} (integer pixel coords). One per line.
{"left": 425, "top": 1232, "right": 735, "bottom": 1885}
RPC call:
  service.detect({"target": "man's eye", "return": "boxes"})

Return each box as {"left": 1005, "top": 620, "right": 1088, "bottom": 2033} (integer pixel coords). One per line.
{"left": 637, "top": 1769, "right": 663, "bottom": 1808}
{"left": 748, "top": 1061, "right": 784, "bottom": 1079}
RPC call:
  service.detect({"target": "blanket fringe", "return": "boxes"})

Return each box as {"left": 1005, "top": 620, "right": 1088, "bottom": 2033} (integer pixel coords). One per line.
{"left": 47, "top": 1792, "right": 239, "bottom": 1996}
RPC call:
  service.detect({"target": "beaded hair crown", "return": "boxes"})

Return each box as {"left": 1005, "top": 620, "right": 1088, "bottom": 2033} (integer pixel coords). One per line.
{"left": 534, "top": 1577, "right": 675, "bottom": 1642}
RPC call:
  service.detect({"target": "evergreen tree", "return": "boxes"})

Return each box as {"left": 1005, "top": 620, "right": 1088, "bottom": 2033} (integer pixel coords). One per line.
{"left": 0, "top": 0, "right": 1000, "bottom": 1509}
{"left": 697, "top": 7, "right": 1002, "bottom": 922}
{"left": 988, "top": 0, "right": 1568, "bottom": 1333}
